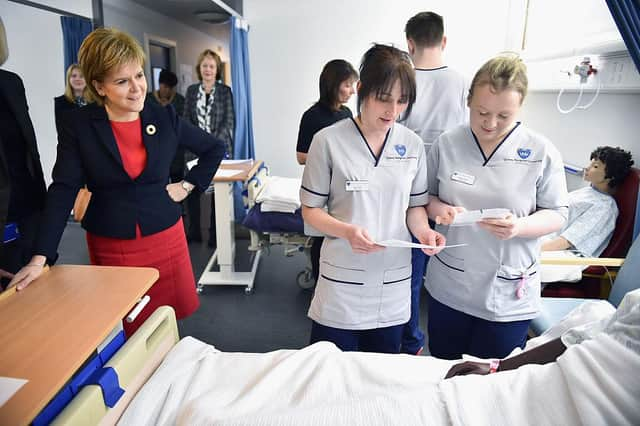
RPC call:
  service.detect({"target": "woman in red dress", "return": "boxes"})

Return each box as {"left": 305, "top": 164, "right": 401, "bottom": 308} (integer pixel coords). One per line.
{"left": 10, "top": 28, "right": 226, "bottom": 336}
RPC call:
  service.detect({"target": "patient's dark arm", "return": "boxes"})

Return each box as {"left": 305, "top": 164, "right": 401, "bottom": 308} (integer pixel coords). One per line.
{"left": 445, "top": 338, "right": 567, "bottom": 379}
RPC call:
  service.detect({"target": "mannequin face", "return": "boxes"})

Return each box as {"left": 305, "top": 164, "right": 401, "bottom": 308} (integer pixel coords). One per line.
{"left": 583, "top": 159, "right": 610, "bottom": 186}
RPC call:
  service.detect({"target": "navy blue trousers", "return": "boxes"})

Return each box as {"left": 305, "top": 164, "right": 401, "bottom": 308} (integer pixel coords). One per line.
{"left": 310, "top": 321, "right": 404, "bottom": 353}
{"left": 426, "top": 292, "right": 531, "bottom": 359}
{"left": 401, "top": 243, "right": 428, "bottom": 354}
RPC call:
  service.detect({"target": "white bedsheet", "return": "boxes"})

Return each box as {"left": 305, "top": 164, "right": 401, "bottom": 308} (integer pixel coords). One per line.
{"left": 119, "top": 298, "right": 639, "bottom": 426}
{"left": 118, "top": 339, "right": 452, "bottom": 425}
{"left": 255, "top": 176, "right": 302, "bottom": 213}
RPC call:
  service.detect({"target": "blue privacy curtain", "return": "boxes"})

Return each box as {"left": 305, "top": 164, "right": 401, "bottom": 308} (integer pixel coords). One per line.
{"left": 605, "top": 0, "right": 640, "bottom": 238}
{"left": 61, "top": 16, "right": 93, "bottom": 73}
{"left": 230, "top": 16, "right": 255, "bottom": 221}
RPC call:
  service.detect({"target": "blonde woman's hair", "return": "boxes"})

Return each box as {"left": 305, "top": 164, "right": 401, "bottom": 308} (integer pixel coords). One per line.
{"left": 0, "top": 16, "right": 9, "bottom": 66}
{"left": 63, "top": 64, "right": 86, "bottom": 102}
{"left": 468, "top": 53, "right": 528, "bottom": 105}
{"left": 78, "top": 27, "right": 146, "bottom": 105}
{"left": 195, "top": 49, "right": 222, "bottom": 82}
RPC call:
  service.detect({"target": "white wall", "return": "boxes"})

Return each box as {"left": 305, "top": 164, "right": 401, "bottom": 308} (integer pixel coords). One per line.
{"left": 103, "top": 0, "right": 230, "bottom": 95}
{"left": 521, "top": 92, "right": 640, "bottom": 169}
{"left": 1, "top": 0, "right": 92, "bottom": 184}
{"left": 245, "top": 0, "right": 512, "bottom": 178}
{"left": 246, "top": 0, "right": 640, "bottom": 182}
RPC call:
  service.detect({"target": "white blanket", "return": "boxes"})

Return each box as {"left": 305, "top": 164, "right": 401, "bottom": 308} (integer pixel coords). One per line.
{"left": 119, "top": 296, "right": 639, "bottom": 426}
{"left": 255, "top": 176, "right": 302, "bottom": 213}
{"left": 118, "top": 339, "right": 453, "bottom": 426}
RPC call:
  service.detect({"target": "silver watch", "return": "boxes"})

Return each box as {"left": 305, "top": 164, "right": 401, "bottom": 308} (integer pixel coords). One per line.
{"left": 181, "top": 181, "right": 193, "bottom": 194}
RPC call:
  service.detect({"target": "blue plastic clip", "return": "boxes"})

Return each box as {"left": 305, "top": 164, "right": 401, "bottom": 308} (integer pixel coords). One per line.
{"left": 85, "top": 367, "right": 125, "bottom": 408}
{"left": 3, "top": 222, "right": 19, "bottom": 243}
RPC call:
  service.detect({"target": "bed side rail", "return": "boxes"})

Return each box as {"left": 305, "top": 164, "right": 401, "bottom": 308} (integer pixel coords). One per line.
{"left": 51, "top": 306, "right": 179, "bottom": 426}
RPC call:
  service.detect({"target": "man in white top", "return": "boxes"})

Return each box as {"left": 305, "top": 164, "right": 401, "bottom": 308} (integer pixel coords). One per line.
{"left": 401, "top": 11, "right": 468, "bottom": 355}
{"left": 402, "top": 11, "right": 468, "bottom": 150}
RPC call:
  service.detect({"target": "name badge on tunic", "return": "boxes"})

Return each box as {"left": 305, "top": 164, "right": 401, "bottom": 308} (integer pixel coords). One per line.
{"left": 345, "top": 180, "right": 369, "bottom": 191}
{"left": 450, "top": 172, "right": 475, "bottom": 185}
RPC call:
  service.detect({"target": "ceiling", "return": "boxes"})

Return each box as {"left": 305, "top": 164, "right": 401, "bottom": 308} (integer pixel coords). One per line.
{"left": 129, "top": 0, "right": 242, "bottom": 35}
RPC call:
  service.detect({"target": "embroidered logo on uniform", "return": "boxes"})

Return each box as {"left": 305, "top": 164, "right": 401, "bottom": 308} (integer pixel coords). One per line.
{"left": 394, "top": 144, "right": 406, "bottom": 156}
{"left": 517, "top": 148, "right": 531, "bottom": 159}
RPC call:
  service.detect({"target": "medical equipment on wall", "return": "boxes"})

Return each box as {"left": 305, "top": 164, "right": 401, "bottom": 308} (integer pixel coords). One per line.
{"left": 556, "top": 56, "right": 601, "bottom": 114}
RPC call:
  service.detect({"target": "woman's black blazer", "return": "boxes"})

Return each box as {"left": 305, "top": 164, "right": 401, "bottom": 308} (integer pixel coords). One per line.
{"left": 53, "top": 95, "right": 80, "bottom": 133}
{"left": 35, "top": 100, "right": 225, "bottom": 261}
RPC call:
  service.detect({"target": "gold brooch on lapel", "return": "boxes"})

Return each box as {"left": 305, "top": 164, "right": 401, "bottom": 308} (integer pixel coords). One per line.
{"left": 145, "top": 124, "right": 157, "bottom": 135}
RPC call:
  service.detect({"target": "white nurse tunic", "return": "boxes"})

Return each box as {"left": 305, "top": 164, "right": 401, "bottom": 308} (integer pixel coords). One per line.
{"left": 426, "top": 123, "right": 569, "bottom": 322}
{"left": 300, "top": 118, "right": 429, "bottom": 330}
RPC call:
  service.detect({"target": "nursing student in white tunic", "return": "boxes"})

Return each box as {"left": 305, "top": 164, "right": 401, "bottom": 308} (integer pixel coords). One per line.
{"left": 300, "top": 44, "right": 445, "bottom": 353}
{"left": 425, "top": 55, "right": 569, "bottom": 359}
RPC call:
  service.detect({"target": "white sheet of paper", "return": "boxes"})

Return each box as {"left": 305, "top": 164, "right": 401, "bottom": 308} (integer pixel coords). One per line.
{"left": 0, "top": 376, "right": 27, "bottom": 406}
{"left": 186, "top": 158, "right": 198, "bottom": 170}
{"left": 451, "top": 208, "right": 510, "bottom": 226}
{"left": 214, "top": 169, "right": 244, "bottom": 178}
{"left": 376, "top": 239, "right": 467, "bottom": 249}
{"left": 221, "top": 159, "right": 253, "bottom": 165}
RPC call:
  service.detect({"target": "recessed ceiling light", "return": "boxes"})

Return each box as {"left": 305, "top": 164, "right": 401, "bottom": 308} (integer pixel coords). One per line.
{"left": 194, "top": 11, "right": 229, "bottom": 24}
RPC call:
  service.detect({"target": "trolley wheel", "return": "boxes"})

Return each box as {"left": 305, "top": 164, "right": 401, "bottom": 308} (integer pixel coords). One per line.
{"left": 244, "top": 286, "right": 254, "bottom": 295}
{"left": 296, "top": 270, "right": 315, "bottom": 290}
{"left": 197, "top": 285, "right": 204, "bottom": 294}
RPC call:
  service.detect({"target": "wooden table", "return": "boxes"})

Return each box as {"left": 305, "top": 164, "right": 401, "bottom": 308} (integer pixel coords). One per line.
{"left": 198, "top": 159, "right": 263, "bottom": 293}
{"left": 0, "top": 265, "right": 158, "bottom": 426}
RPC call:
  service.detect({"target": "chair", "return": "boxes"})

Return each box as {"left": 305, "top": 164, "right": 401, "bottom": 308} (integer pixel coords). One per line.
{"left": 542, "top": 167, "right": 640, "bottom": 299}
{"left": 530, "top": 234, "right": 640, "bottom": 335}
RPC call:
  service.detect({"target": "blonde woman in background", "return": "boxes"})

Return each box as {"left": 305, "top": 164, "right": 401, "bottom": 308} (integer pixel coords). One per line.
{"left": 54, "top": 63, "right": 88, "bottom": 131}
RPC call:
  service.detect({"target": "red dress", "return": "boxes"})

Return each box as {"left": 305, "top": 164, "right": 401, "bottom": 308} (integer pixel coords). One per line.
{"left": 86, "top": 118, "right": 199, "bottom": 336}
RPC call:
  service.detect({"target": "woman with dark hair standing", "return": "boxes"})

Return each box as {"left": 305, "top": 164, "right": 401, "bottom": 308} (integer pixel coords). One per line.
{"left": 300, "top": 45, "right": 445, "bottom": 353}
{"left": 296, "top": 59, "right": 358, "bottom": 165}
{"left": 296, "top": 59, "right": 358, "bottom": 283}
{"left": 183, "top": 49, "right": 235, "bottom": 245}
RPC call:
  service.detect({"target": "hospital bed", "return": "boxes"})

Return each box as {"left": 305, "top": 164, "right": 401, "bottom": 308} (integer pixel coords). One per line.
{"left": 30, "top": 298, "right": 639, "bottom": 425}
{"left": 4, "top": 263, "right": 637, "bottom": 425}
{"left": 242, "top": 168, "right": 316, "bottom": 289}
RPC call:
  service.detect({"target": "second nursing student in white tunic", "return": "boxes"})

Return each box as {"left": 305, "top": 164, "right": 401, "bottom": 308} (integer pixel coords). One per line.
{"left": 425, "top": 55, "right": 569, "bottom": 360}
{"left": 300, "top": 45, "right": 445, "bottom": 354}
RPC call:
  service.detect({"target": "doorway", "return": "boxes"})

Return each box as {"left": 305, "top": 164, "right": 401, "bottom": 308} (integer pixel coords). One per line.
{"left": 143, "top": 34, "right": 177, "bottom": 92}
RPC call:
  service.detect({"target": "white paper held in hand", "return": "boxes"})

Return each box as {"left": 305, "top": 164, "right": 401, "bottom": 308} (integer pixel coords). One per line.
{"left": 451, "top": 208, "right": 510, "bottom": 226}
{"left": 375, "top": 239, "right": 467, "bottom": 249}
{"left": 186, "top": 158, "right": 198, "bottom": 170}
